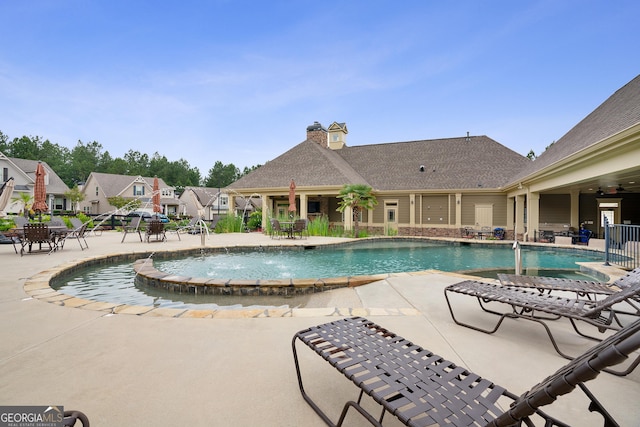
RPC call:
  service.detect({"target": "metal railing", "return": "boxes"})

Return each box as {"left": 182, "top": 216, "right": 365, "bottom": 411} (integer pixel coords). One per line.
{"left": 604, "top": 221, "right": 640, "bottom": 270}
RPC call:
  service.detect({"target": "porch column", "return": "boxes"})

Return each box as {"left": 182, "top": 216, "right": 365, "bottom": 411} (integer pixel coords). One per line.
{"left": 299, "top": 193, "right": 307, "bottom": 220}
{"left": 262, "top": 195, "right": 270, "bottom": 231}
{"left": 455, "top": 193, "right": 462, "bottom": 228}
{"left": 526, "top": 191, "right": 540, "bottom": 242}
{"left": 506, "top": 196, "right": 514, "bottom": 234}
{"left": 570, "top": 190, "right": 580, "bottom": 228}
{"left": 409, "top": 193, "right": 416, "bottom": 226}
{"left": 344, "top": 206, "right": 353, "bottom": 231}
{"left": 515, "top": 194, "right": 525, "bottom": 237}
{"left": 228, "top": 194, "right": 235, "bottom": 216}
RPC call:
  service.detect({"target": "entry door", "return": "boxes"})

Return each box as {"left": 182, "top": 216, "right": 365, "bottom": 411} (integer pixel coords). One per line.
{"left": 475, "top": 204, "right": 493, "bottom": 229}
{"left": 384, "top": 201, "right": 398, "bottom": 233}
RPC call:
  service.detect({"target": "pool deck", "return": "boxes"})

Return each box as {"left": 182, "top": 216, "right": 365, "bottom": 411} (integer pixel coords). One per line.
{"left": 0, "top": 231, "right": 638, "bottom": 426}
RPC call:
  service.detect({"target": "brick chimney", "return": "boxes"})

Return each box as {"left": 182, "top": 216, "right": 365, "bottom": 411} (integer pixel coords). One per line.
{"left": 306, "top": 122, "right": 328, "bottom": 147}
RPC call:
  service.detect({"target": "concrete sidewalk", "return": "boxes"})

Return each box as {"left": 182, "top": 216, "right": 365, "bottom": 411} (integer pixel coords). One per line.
{"left": 0, "top": 231, "right": 638, "bottom": 426}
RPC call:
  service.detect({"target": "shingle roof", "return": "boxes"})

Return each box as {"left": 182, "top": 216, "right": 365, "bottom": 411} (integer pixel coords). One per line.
{"left": 89, "top": 172, "right": 170, "bottom": 198}
{"left": 228, "top": 140, "right": 368, "bottom": 189}
{"left": 509, "top": 74, "right": 640, "bottom": 184}
{"left": 8, "top": 157, "right": 70, "bottom": 194}
{"left": 229, "top": 135, "right": 529, "bottom": 191}
{"left": 338, "top": 135, "right": 530, "bottom": 191}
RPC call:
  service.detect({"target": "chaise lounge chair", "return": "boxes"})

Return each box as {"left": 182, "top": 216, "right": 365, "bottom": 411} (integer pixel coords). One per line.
{"left": 497, "top": 267, "right": 640, "bottom": 299}
{"left": 293, "top": 316, "right": 640, "bottom": 427}
{"left": 444, "top": 278, "right": 640, "bottom": 375}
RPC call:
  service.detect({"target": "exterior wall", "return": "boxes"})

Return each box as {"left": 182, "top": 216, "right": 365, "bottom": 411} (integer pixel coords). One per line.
{"left": 539, "top": 194, "right": 570, "bottom": 223}
{"left": 418, "top": 195, "right": 449, "bottom": 225}
{"left": 460, "top": 193, "right": 507, "bottom": 227}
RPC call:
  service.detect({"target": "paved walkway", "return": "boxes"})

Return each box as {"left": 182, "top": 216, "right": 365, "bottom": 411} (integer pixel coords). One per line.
{"left": 0, "top": 231, "right": 638, "bottom": 426}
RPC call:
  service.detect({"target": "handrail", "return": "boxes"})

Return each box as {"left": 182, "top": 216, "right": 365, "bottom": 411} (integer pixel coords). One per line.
{"left": 604, "top": 219, "right": 640, "bottom": 270}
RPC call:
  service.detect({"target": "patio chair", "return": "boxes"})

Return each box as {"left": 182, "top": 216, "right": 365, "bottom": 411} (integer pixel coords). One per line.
{"left": 121, "top": 216, "right": 143, "bottom": 243}
{"left": 145, "top": 220, "right": 166, "bottom": 242}
{"left": 444, "top": 278, "right": 640, "bottom": 375}
{"left": 0, "top": 232, "right": 19, "bottom": 254}
{"left": 65, "top": 218, "right": 89, "bottom": 250}
{"left": 293, "top": 316, "right": 640, "bottom": 427}
{"left": 13, "top": 216, "right": 28, "bottom": 228}
{"left": 270, "top": 219, "right": 283, "bottom": 239}
{"left": 292, "top": 218, "right": 307, "bottom": 239}
{"left": 20, "top": 223, "right": 53, "bottom": 255}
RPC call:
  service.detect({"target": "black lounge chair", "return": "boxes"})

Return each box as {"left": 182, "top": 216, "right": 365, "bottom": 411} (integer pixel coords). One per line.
{"left": 444, "top": 278, "right": 640, "bottom": 375}
{"left": 293, "top": 316, "right": 640, "bottom": 427}
{"left": 497, "top": 268, "right": 640, "bottom": 299}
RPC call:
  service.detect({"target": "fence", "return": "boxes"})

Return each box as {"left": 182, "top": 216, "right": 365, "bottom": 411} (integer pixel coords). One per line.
{"left": 604, "top": 221, "right": 640, "bottom": 270}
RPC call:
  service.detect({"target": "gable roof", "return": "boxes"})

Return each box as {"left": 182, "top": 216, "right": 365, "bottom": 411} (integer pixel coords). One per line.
{"left": 509, "top": 74, "right": 640, "bottom": 184}
{"left": 228, "top": 139, "right": 368, "bottom": 189}
{"left": 338, "top": 135, "right": 530, "bottom": 191}
{"left": 87, "top": 172, "right": 171, "bottom": 198}
{"left": 230, "top": 135, "right": 529, "bottom": 192}
{"left": 7, "top": 157, "right": 70, "bottom": 194}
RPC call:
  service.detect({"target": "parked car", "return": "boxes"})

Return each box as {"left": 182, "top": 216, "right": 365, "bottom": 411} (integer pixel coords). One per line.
{"left": 126, "top": 211, "right": 170, "bottom": 223}
{"left": 151, "top": 213, "right": 170, "bottom": 223}
{"left": 125, "top": 211, "right": 152, "bottom": 222}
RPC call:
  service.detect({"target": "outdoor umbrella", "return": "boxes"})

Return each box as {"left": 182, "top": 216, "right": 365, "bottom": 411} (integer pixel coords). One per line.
{"left": 32, "top": 162, "right": 48, "bottom": 218}
{"left": 288, "top": 179, "right": 297, "bottom": 214}
{"left": 152, "top": 177, "right": 161, "bottom": 214}
{"left": 0, "top": 177, "right": 15, "bottom": 214}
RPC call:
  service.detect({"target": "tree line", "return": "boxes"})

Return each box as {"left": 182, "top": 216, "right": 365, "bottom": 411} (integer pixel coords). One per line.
{"left": 0, "top": 131, "right": 260, "bottom": 194}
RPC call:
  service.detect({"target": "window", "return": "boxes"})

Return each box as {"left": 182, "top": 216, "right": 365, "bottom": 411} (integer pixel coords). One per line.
{"left": 133, "top": 185, "right": 145, "bottom": 196}
{"left": 95, "top": 186, "right": 99, "bottom": 196}
{"left": 2, "top": 167, "right": 7, "bottom": 182}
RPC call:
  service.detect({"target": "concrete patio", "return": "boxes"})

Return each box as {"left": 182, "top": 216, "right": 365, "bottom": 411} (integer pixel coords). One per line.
{"left": 0, "top": 230, "right": 638, "bottom": 426}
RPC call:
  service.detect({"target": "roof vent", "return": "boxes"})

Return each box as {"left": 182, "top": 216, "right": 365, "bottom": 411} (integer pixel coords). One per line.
{"left": 465, "top": 132, "right": 470, "bottom": 142}
{"left": 419, "top": 165, "right": 425, "bottom": 172}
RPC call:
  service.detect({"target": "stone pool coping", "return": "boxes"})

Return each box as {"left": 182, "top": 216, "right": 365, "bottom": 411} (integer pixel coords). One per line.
{"left": 23, "top": 237, "right": 618, "bottom": 319}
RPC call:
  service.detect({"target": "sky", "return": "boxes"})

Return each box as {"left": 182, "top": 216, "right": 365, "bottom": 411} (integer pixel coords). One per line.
{"left": 1, "top": 0, "right": 639, "bottom": 176}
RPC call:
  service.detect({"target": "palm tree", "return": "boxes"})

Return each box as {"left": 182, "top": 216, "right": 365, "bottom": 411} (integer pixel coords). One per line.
{"left": 11, "top": 192, "right": 33, "bottom": 218}
{"left": 337, "top": 184, "right": 378, "bottom": 237}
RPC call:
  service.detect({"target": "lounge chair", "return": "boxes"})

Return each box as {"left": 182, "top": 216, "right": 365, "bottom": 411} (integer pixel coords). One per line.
{"left": 121, "top": 216, "right": 143, "bottom": 243}
{"left": 293, "top": 316, "right": 640, "bottom": 427}
{"left": 444, "top": 278, "right": 640, "bottom": 375}
{"left": 145, "top": 220, "right": 166, "bottom": 242}
{"left": 497, "top": 268, "right": 640, "bottom": 301}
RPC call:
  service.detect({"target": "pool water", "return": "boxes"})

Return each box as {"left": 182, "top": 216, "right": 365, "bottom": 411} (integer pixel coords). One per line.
{"left": 53, "top": 240, "right": 604, "bottom": 309}
{"left": 155, "top": 240, "right": 602, "bottom": 279}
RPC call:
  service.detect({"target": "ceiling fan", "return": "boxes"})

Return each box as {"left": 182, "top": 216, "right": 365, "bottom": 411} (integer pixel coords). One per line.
{"left": 596, "top": 187, "right": 605, "bottom": 196}
{"left": 616, "top": 184, "right": 626, "bottom": 192}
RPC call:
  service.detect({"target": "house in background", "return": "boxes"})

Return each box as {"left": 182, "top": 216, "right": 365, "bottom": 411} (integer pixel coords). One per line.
{"left": 0, "top": 152, "right": 70, "bottom": 215}
{"left": 179, "top": 186, "right": 261, "bottom": 221}
{"left": 79, "top": 172, "right": 179, "bottom": 216}
{"left": 228, "top": 75, "right": 640, "bottom": 240}
{"left": 228, "top": 122, "right": 530, "bottom": 239}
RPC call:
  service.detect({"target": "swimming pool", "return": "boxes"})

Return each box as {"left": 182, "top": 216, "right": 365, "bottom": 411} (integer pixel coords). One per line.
{"left": 154, "top": 240, "right": 602, "bottom": 279}
{"left": 52, "top": 239, "right": 604, "bottom": 309}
